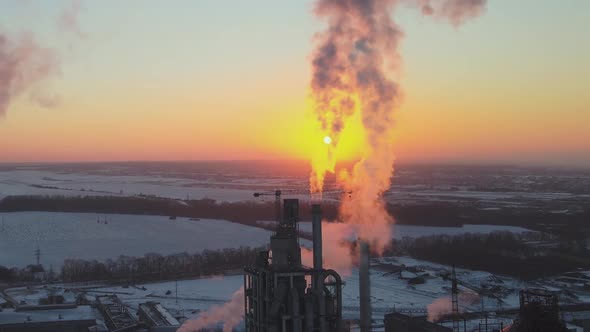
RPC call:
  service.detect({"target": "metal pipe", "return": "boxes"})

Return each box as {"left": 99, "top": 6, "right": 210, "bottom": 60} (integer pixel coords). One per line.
{"left": 304, "top": 292, "right": 315, "bottom": 332}
{"left": 312, "top": 204, "right": 323, "bottom": 272}
{"left": 312, "top": 204, "right": 327, "bottom": 332}
{"left": 291, "top": 288, "right": 302, "bottom": 332}
{"left": 359, "top": 240, "right": 372, "bottom": 332}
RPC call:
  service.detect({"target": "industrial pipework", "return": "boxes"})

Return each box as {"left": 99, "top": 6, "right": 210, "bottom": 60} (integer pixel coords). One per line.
{"left": 244, "top": 199, "right": 343, "bottom": 332}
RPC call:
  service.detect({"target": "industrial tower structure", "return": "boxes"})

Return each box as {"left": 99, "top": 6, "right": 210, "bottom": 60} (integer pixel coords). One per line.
{"left": 244, "top": 198, "right": 344, "bottom": 331}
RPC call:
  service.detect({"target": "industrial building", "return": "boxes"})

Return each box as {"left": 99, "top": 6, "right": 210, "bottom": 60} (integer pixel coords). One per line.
{"left": 0, "top": 305, "right": 98, "bottom": 332}
{"left": 0, "top": 297, "right": 184, "bottom": 332}
{"left": 244, "top": 198, "right": 345, "bottom": 331}
{"left": 137, "top": 301, "right": 180, "bottom": 330}
{"left": 95, "top": 295, "right": 138, "bottom": 331}
{"left": 506, "top": 289, "right": 569, "bottom": 332}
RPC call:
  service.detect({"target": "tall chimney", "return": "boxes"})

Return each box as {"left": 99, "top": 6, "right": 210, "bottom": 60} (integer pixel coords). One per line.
{"left": 359, "top": 240, "right": 372, "bottom": 332}
{"left": 312, "top": 204, "right": 323, "bottom": 271}
{"left": 312, "top": 204, "right": 327, "bottom": 332}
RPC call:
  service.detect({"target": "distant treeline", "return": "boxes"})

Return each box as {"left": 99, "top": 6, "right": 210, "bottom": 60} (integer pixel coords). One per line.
{"left": 1, "top": 195, "right": 588, "bottom": 231}
{"left": 0, "top": 195, "right": 335, "bottom": 226}
{"left": 0, "top": 246, "right": 264, "bottom": 284}
{"left": 60, "top": 246, "right": 262, "bottom": 283}
{"left": 398, "top": 232, "right": 590, "bottom": 279}
{"left": 0, "top": 264, "right": 47, "bottom": 283}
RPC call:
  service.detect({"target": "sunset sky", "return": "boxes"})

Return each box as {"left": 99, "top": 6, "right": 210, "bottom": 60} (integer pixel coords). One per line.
{"left": 0, "top": 0, "right": 588, "bottom": 166}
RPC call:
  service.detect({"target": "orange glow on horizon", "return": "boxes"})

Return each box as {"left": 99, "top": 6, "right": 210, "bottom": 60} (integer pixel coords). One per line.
{"left": 0, "top": 65, "right": 588, "bottom": 165}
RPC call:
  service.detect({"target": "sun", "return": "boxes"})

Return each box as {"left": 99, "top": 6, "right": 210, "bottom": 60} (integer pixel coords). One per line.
{"left": 323, "top": 136, "right": 332, "bottom": 145}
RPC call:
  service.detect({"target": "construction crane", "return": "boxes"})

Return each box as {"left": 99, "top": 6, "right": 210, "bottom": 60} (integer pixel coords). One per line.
{"left": 253, "top": 189, "right": 351, "bottom": 223}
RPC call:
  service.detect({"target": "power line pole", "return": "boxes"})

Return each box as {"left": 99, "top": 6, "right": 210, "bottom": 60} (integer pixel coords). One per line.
{"left": 451, "top": 265, "right": 460, "bottom": 332}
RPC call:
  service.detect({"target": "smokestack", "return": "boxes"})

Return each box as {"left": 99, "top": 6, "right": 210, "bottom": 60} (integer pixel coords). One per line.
{"left": 359, "top": 240, "right": 371, "bottom": 332}
{"left": 312, "top": 204, "right": 323, "bottom": 271}
{"left": 312, "top": 203, "right": 327, "bottom": 332}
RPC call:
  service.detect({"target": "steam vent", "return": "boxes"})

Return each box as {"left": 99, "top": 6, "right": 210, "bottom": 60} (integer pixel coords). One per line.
{"left": 244, "top": 199, "right": 344, "bottom": 331}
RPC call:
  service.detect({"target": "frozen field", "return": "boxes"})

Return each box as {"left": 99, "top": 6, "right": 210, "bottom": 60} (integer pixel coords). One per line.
{"left": 0, "top": 212, "right": 272, "bottom": 268}
{"left": 0, "top": 169, "right": 291, "bottom": 202}
{"left": 297, "top": 221, "right": 532, "bottom": 240}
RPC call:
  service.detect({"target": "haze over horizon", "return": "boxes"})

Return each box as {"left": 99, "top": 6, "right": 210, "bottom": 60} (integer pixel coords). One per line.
{"left": 1, "top": 0, "right": 588, "bottom": 166}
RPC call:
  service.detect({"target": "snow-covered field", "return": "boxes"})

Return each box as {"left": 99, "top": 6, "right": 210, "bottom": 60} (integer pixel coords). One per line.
{"left": 2, "top": 260, "right": 467, "bottom": 322}
{"left": 296, "top": 222, "right": 532, "bottom": 239}
{"left": 0, "top": 212, "right": 271, "bottom": 268}
{"left": 0, "top": 169, "right": 274, "bottom": 202}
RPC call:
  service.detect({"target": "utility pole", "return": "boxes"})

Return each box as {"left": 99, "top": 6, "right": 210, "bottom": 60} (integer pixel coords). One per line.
{"left": 451, "top": 265, "right": 460, "bottom": 332}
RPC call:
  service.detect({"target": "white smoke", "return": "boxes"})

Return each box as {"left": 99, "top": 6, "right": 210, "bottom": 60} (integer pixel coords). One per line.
{"left": 177, "top": 287, "right": 244, "bottom": 332}
{"left": 310, "top": 0, "right": 487, "bottom": 260}
{"left": 0, "top": 32, "right": 60, "bottom": 116}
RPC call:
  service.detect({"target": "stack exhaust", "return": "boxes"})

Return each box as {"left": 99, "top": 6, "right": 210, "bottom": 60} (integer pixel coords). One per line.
{"left": 359, "top": 240, "right": 372, "bottom": 332}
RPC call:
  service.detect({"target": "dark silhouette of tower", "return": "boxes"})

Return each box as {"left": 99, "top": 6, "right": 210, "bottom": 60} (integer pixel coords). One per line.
{"left": 35, "top": 245, "right": 41, "bottom": 266}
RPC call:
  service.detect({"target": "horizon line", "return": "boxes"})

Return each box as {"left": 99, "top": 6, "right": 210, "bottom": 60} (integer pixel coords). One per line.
{"left": 1, "top": 159, "right": 589, "bottom": 171}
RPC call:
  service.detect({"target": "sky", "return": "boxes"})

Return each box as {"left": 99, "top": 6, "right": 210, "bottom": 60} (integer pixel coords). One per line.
{"left": 0, "top": 0, "right": 589, "bottom": 166}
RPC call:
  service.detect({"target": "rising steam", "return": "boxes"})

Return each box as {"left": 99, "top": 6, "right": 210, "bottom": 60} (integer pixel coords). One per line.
{"left": 58, "top": 0, "right": 86, "bottom": 39}
{"left": 427, "top": 292, "right": 480, "bottom": 321}
{"left": 415, "top": 0, "right": 487, "bottom": 26}
{"left": 0, "top": 1, "right": 85, "bottom": 117}
{"left": 427, "top": 296, "right": 454, "bottom": 322}
{"left": 309, "top": 0, "right": 487, "bottom": 256}
{"left": 0, "top": 32, "right": 60, "bottom": 116}
{"left": 178, "top": 287, "right": 245, "bottom": 332}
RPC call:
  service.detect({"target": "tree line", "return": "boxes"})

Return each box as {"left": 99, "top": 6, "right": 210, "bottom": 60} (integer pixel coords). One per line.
{"left": 0, "top": 246, "right": 263, "bottom": 283}
{"left": 396, "top": 231, "right": 590, "bottom": 279}
{"left": 0, "top": 195, "right": 339, "bottom": 227}
{"left": 60, "top": 246, "right": 262, "bottom": 282}
{"left": 2, "top": 195, "right": 587, "bottom": 230}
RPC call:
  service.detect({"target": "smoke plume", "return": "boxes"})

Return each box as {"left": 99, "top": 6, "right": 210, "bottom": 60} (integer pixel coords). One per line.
{"left": 178, "top": 286, "right": 244, "bottom": 332}
{"left": 0, "top": 1, "right": 86, "bottom": 117}
{"left": 427, "top": 292, "right": 480, "bottom": 321}
{"left": 59, "top": 0, "right": 86, "bottom": 39}
{"left": 0, "top": 32, "right": 60, "bottom": 116}
{"left": 427, "top": 296, "right": 453, "bottom": 322}
{"left": 302, "top": 222, "right": 355, "bottom": 276}
{"left": 309, "top": 0, "right": 487, "bottom": 255}
{"left": 415, "top": 0, "right": 487, "bottom": 26}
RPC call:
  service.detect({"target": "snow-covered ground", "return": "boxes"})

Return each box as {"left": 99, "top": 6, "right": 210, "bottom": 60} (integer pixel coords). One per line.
{"left": 7, "top": 256, "right": 590, "bottom": 331}
{"left": 0, "top": 169, "right": 273, "bottom": 202}
{"left": 0, "top": 212, "right": 271, "bottom": 268}
{"left": 297, "top": 222, "right": 533, "bottom": 239}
